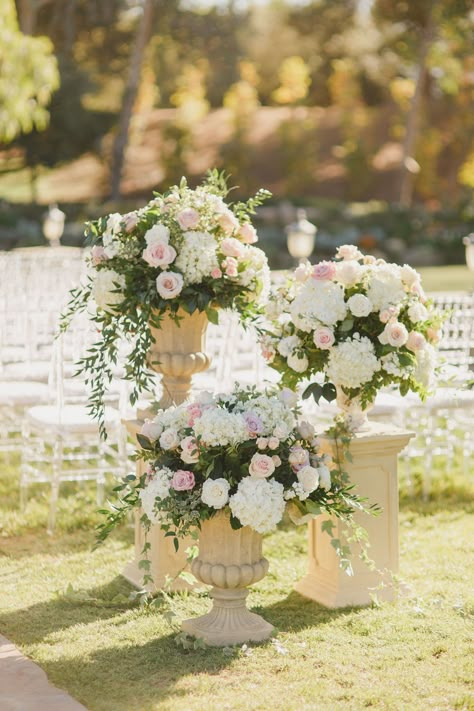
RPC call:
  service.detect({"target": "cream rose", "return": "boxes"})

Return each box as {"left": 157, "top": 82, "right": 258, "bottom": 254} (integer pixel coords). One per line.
{"left": 289, "top": 446, "right": 310, "bottom": 471}
{"left": 336, "top": 244, "right": 363, "bottom": 261}
{"left": 297, "top": 465, "right": 320, "bottom": 493}
{"left": 159, "top": 427, "right": 180, "bottom": 450}
{"left": 221, "top": 237, "right": 245, "bottom": 258}
{"left": 406, "top": 331, "right": 426, "bottom": 352}
{"left": 180, "top": 436, "right": 199, "bottom": 464}
{"left": 379, "top": 321, "right": 409, "bottom": 347}
{"left": 201, "top": 478, "right": 230, "bottom": 509}
{"left": 249, "top": 453, "right": 275, "bottom": 479}
{"left": 176, "top": 208, "right": 200, "bottom": 230}
{"left": 218, "top": 210, "right": 239, "bottom": 235}
{"left": 156, "top": 271, "right": 184, "bottom": 299}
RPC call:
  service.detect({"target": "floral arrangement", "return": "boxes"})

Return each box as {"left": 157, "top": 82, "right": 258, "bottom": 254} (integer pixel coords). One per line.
{"left": 260, "top": 244, "right": 443, "bottom": 411}
{"left": 97, "top": 385, "right": 368, "bottom": 548}
{"left": 61, "top": 171, "right": 271, "bottom": 431}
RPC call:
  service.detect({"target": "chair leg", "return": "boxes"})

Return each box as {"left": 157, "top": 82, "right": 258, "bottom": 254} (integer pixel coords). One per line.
{"left": 47, "top": 437, "right": 63, "bottom": 535}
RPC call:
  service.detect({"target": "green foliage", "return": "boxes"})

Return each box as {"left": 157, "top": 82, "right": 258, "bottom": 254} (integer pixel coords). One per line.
{"left": 0, "top": 0, "right": 59, "bottom": 143}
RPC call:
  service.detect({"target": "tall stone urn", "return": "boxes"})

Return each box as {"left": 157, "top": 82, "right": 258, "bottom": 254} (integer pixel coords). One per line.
{"left": 181, "top": 511, "right": 274, "bottom": 646}
{"left": 126, "top": 308, "right": 212, "bottom": 590}
{"left": 147, "top": 308, "right": 211, "bottom": 410}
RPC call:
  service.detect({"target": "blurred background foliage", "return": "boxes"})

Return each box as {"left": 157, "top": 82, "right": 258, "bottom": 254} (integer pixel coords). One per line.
{"left": 0, "top": 0, "right": 473, "bottom": 264}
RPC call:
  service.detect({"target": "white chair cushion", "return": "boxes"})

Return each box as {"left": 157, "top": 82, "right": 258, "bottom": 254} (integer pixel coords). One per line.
{"left": 0, "top": 381, "right": 51, "bottom": 406}
{"left": 25, "top": 405, "right": 121, "bottom": 434}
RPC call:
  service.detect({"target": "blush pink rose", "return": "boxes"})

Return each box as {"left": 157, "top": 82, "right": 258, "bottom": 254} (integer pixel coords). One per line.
{"left": 221, "top": 237, "right": 245, "bottom": 258}
{"left": 406, "top": 331, "right": 426, "bottom": 351}
{"left": 123, "top": 212, "right": 139, "bottom": 233}
{"left": 239, "top": 223, "right": 258, "bottom": 244}
{"left": 426, "top": 327, "right": 440, "bottom": 344}
{"left": 379, "top": 306, "right": 398, "bottom": 324}
{"left": 226, "top": 265, "right": 238, "bottom": 277}
{"left": 272, "top": 455, "right": 281, "bottom": 467}
{"left": 91, "top": 245, "right": 108, "bottom": 265}
{"left": 211, "top": 267, "right": 222, "bottom": 279}
{"left": 143, "top": 242, "right": 177, "bottom": 268}
{"left": 249, "top": 453, "right": 275, "bottom": 478}
{"left": 171, "top": 469, "right": 195, "bottom": 491}
{"left": 177, "top": 208, "right": 200, "bottom": 230}
{"left": 256, "top": 437, "right": 268, "bottom": 449}
{"left": 313, "top": 327, "right": 335, "bottom": 350}
{"left": 379, "top": 321, "right": 408, "bottom": 347}
{"left": 218, "top": 210, "right": 239, "bottom": 235}
{"left": 186, "top": 403, "right": 202, "bottom": 426}
{"left": 244, "top": 411, "right": 264, "bottom": 437}
{"left": 294, "top": 263, "right": 311, "bottom": 282}
{"left": 156, "top": 271, "right": 184, "bottom": 299}
{"left": 180, "top": 436, "right": 199, "bottom": 464}
{"left": 411, "top": 282, "right": 427, "bottom": 303}
{"left": 312, "top": 261, "right": 336, "bottom": 280}
{"left": 267, "top": 437, "right": 279, "bottom": 450}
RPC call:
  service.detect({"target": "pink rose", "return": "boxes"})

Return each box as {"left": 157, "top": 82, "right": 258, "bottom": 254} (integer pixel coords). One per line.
{"left": 406, "top": 331, "right": 426, "bottom": 352}
{"left": 294, "top": 263, "right": 311, "bottom": 282}
{"left": 249, "top": 453, "right": 275, "bottom": 479}
{"left": 379, "top": 306, "right": 398, "bottom": 324}
{"left": 336, "top": 244, "right": 363, "bottom": 261}
{"left": 313, "top": 327, "right": 335, "bottom": 350}
{"left": 143, "top": 242, "right": 177, "bottom": 268}
{"left": 186, "top": 403, "right": 202, "bottom": 426}
{"left": 244, "top": 411, "right": 264, "bottom": 437}
{"left": 218, "top": 210, "right": 239, "bottom": 235}
{"left": 91, "top": 245, "right": 108, "bottom": 265}
{"left": 156, "top": 271, "right": 184, "bottom": 299}
{"left": 268, "top": 437, "right": 279, "bottom": 450}
{"left": 312, "top": 261, "right": 336, "bottom": 281}
{"left": 177, "top": 208, "right": 200, "bottom": 230}
{"left": 239, "top": 223, "right": 258, "bottom": 244}
{"left": 256, "top": 437, "right": 268, "bottom": 450}
{"left": 180, "top": 436, "right": 199, "bottom": 464}
{"left": 411, "top": 282, "right": 427, "bottom": 303}
{"left": 221, "top": 237, "right": 245, "bottom": 258}
{"left": 123, "top": 212, "right": 139, "bottom": 233}
{"left": 288, "top": 446, "right": 310, "bottom": 472}
{"left": 379, "top": 321, "right": 409, "bottom": 347}
{"left": 211, "top": 267, "right": 222, "bottom": 279}
{"left": 171, "top": 469, "right": 195, "bottom": 491}
{"left": 226, "top": 265, "right": 238, "bottom": 277}
{"left": 272, "top": 455, "right": 281, "bottom": 467}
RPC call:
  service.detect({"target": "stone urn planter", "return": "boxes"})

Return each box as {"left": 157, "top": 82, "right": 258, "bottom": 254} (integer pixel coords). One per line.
{"left": 335, "top": 385, "right": 374, "bottom": 432}
{"left": 138, "top": 308, "right": 212, "bottom": 417}
{"left": 181, "top": 510, "right": 274, "bottom": 646}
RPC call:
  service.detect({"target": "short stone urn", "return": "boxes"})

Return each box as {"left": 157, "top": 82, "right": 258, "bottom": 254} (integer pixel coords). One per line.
{"left": 181, "top": 510, "right": 274, "bottom": 646}
{"left": 139, "top": 308, "right": 211, "bottom": 417}
{"left": 335, "top": 385, "right": 374, "bottom": 432}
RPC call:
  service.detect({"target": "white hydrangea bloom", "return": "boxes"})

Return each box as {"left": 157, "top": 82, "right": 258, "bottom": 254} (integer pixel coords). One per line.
{"left": 229, "top": 477, "right": 285, "bottom": 534}
{"left": 175, "top": 231, "right": 219, "bottom": 285}
{"left": 325, "top": 335, "right": 381, "bottom": 389}
{"left": 290, "top": 279, "right": 347, "bottom": 330}
{"left": 193, "top": 408, "right": 248, "bottom": 446}
{"left": 92, "top": 269, "right": 126, "bottom": 311}
{"left": 139, "top": 468, "right": 172, "bottom": 524}
{"left": 408, "top": 302, "right": 429, "bottom": 323}
{"left": 381, "top": 352, "right": 413, "bottom": 379}
{"left": 366, "top": 265, "right": 406, "bottom": 311}
{"left": 278, "top": 335, "right": 301, "bottom": 357}
{"left": 413, "top": 343, "right": 437, "bottom": 389}
{"left": 239, "top": 395, "right": 296, "bottom": 438}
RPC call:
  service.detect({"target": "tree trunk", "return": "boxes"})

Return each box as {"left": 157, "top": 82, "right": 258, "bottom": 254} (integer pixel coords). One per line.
{"left": 398, "top": 7, "right": 436, "bottom": 207}
{"left": 109, "top": 0, "right": 155, "bottom": 202}
{"left": 17, "top": 0, "right": 55, "bottom": 35}
{"left": 63, "top": 0, "right": 76, "bottom": 56}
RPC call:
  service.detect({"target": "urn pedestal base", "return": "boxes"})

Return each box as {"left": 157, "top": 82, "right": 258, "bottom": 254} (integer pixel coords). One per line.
{"left": 182, "top": 588, "right": 274, "bottom": 646}
{"left": 295, "top": 422, "right": 413, "bottom": 608}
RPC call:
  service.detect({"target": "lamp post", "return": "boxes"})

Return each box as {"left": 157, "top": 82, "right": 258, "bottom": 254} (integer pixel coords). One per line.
{"left": 43, "top": 205, "right": 66, "bottom": 248}
{"left": 285, "top": 208, "right": 317, "bottom": 264}
{"left": 463, "top": 233, "right": 474, "bottom": 273}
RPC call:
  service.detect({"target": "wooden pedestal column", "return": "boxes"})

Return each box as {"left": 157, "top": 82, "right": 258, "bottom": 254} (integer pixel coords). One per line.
{"left": 122, "top": 419, "right": 194, "bottom": 592}
{"left": 295, "top": 422, "right": 413, "bottom": 608}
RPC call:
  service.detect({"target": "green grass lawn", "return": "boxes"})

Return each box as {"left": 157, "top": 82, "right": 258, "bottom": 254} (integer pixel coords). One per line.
{"left": 0, "top": 452, "right": 473, "bottom": 711}
{"left": 418, "top": 265, "right": 474, "bottom": 293}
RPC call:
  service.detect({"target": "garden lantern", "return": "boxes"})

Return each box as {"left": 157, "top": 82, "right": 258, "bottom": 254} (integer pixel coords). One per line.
{"left": 285, "top": 208, "right": 317, "bottom": 263}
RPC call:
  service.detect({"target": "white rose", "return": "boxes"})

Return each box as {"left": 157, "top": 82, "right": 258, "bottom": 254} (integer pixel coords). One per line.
{"left": 298, "top": 421, "right": 315, "bottom": 440}
{"left": 287, "top": 352, "right": 309, "bottom": 373}
{"left": 408, "top": 302, "right": 429, "bottom": 323}
{"left": 297, "top": 465, "right": 320, "bottom": 493}
{"left": 144, "top": 223, "right": 170, "bottom": 246}
{"left": 140, "top": 419, "right": 163, "bottom": 441}
{"left": 159, "top": 427, "right": 180, "bottom": 450}
{"left": 336, "top": 244, "right": 363, "bottom": 261}
{"left": 347, "top": 293, "right": 372, "bottom": 317}
{"left": 201, "top": 478, "right": 230, "bottom": 509}
{"left": 335, "top": 260, "right": 364, "bottom": 287}
{"left": 156, "top": 271, "right": 184, "bottom": 299}
{"left": 400, "top": 264, "right": 420, "bottom": 288}
{"left": 317, "top": 464, "right": 332, "bottom": 490}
